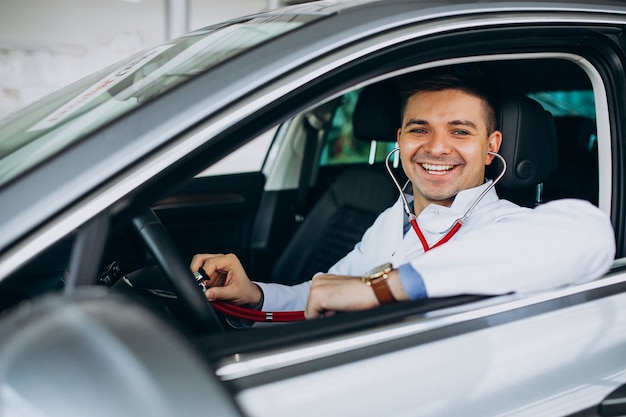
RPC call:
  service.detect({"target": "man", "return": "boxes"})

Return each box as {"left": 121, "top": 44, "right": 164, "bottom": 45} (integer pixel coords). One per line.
{"left": 190, "top": 65, "right": 615, "bottom": 321}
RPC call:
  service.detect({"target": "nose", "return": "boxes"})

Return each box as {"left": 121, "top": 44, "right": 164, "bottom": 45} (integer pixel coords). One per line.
{"left": 423, "top": 130, "right": 451, "bottom": 155}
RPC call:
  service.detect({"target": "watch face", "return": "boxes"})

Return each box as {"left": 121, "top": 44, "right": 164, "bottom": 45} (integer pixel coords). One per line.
{"left": 364, "top": 262, "right": 393, "bottom": 278}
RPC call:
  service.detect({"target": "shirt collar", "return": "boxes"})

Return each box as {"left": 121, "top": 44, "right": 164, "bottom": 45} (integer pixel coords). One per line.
{"left": 403, "top": 180, "right": 499, "bottom": 234}
{"left": 447, "top": 179, "right": 499, "bottom": 211}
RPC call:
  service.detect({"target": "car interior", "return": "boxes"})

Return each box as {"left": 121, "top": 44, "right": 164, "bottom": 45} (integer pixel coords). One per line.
{"left": 0, "top": 56, "right": 602, "bottom": 358}
{"left": 125, "top": 57, "right": 599, "bottom": 347}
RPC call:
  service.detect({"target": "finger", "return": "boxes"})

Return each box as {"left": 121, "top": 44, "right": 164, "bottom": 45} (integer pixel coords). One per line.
{"left": 304, "top": 286, "right": 326, "bottom": 319}
{"left": 304, "top": 306, "right": 319, "bottom": 319}
{"left": 305, "top": 302, "right": 332, "bottom": 319}
{"left": 189, "top": 253, "right": 213, "bottom": 272}
{"left": 190, "top": 253, "right": 224, "bottom": 275}
{"left": 201, "top": 272, "right": 226, "bottom": 289}
{"left": 205, "top": 284, "right": 237, "bottom": 303}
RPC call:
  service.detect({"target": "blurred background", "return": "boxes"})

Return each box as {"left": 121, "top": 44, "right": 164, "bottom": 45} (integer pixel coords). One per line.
{"left": 0, "top": 0, "right": 313, "bottom": 119}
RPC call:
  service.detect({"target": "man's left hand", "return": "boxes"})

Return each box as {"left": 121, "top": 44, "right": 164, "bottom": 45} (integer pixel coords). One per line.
{"left": 305, "top": 269, "right": 408, "bottom": 319}
{"left": 304, "top": 274, "right": 380, "bottom": 319}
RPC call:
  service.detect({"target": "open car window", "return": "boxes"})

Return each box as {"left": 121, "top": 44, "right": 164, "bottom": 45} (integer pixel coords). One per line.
{"left": 0, "top": 55, "right": 606, "bottom": 324}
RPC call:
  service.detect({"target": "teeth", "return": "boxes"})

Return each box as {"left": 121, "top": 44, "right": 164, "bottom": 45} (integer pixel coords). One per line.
{"left": 422, "top": 163, "right": 454, "bottom": 174}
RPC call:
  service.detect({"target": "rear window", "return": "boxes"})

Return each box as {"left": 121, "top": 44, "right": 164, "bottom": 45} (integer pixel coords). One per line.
{"left": 320, "top": 89, "right": 396, "bottom": 167}
{"left": 528, "top": 90, "right": 595, "bottom": 118}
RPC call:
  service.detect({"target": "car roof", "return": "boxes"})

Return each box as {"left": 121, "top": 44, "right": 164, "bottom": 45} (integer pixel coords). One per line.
{"left": 288, "top": 0, "right": 626, "bottom": 13}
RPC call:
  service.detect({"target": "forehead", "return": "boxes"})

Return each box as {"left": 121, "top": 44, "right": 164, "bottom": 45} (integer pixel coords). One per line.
{"left": 404, "top": 89, "right": 489, "bottom": 128}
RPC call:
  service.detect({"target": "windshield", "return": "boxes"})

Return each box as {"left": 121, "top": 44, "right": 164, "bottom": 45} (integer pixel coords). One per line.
{"left": 0, "top": 13, "right": 322, "bottom": 189}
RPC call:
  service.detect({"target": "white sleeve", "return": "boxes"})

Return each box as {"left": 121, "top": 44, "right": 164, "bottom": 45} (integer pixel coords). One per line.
{"left": 411, "top": 199, "right": 615, "bottom": 297}
{"left": 255, "top": 281, "right": 312, "bottom": 312}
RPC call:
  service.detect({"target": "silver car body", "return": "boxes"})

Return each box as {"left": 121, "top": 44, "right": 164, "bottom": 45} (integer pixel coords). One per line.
{"left": 1, "top": 1, "right": 626, "bottom": 416}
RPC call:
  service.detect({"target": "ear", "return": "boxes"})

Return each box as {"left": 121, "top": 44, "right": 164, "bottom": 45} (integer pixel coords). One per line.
{"left": 396, "top": 128, "right": 402, "bottom": 146}
{"left": 485, "top": 130, "right": 502, "bottom": 165}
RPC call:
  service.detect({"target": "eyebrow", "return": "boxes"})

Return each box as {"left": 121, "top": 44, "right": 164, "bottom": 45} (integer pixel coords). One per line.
{"left": 403, "top": 118, "right": 427, "bottom": 128}
{"left": 450, "top": 119, "right": 478, "bottom": 130}
{"left": 403, "top": 119, "right": 479, "bottom": 130}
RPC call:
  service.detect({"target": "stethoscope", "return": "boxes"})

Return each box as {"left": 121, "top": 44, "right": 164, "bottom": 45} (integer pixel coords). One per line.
{"left": 385, "top": 147, "right": 507, "bottom": 252}
{"left": 193, "top": 148, "right": 507, "bottom": 322}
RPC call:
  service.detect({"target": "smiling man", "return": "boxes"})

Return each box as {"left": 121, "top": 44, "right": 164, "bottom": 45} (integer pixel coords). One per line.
{"left": 190, "top": 64, "right": 615, "bottom": 321}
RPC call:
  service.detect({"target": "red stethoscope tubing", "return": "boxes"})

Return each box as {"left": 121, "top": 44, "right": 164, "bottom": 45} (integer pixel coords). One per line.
{"left": 410, "top": 217, "right": 463, "bottom": 252}
{"left": 211, "top": 300, "right": 305, "bottom": 322}
{"left": 194, "top": 271, "right": 305, "bottom": 322}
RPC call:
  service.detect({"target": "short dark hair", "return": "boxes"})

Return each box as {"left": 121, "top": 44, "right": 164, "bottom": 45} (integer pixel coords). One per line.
{"left": 399, "top": 64, "right": 500, "bottom": 133}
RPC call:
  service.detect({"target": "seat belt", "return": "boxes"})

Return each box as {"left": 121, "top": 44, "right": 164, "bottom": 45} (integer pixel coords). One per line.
{"left": 295, "top": 115, "right": 322, "bottom": 223}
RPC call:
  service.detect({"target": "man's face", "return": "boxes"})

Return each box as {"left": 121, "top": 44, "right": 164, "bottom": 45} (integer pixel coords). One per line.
{"left": 397, "top": 88, "right": 502, "bottom": 213}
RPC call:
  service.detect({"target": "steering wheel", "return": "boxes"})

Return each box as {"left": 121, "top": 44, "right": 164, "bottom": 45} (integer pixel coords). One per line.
{"left": 132, "top": 209, "right": 224, "bottom": 333}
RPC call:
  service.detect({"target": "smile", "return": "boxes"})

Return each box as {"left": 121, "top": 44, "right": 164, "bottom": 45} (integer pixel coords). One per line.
{"left": 421, "top": 163, "right": 455, "bottom": 175}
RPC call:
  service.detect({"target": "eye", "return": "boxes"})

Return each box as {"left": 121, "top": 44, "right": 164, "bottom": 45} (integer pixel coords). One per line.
{"left": 452, "top": 129, "right": 470, "bottom": 135}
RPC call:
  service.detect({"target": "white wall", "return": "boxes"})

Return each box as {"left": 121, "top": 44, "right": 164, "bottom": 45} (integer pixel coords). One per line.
{"left": 0, "top": 0, "right": 269, "bottom": 119}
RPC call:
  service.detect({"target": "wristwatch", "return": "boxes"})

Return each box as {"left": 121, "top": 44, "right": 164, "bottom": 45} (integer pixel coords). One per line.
{"left": 362, "top": 262, "right": 397, "bottom": 305}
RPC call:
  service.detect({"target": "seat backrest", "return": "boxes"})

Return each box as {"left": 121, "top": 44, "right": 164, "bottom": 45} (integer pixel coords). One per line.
{"left": 353, "top": 81, "right": 401, "bottom": 142}
{"left": 269, "top": 166, "right": 398, "bottom": 285}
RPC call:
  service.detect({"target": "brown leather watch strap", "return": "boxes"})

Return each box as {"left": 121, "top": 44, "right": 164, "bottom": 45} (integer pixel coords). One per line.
{"left": 370, "top": 274, "right": 396, "bottom": 305}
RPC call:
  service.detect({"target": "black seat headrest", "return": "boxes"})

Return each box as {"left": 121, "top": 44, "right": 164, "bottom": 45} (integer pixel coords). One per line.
{"left": 352, "top": 81, "right": 558, "bottom": 191}
{"left": 496, "top": 95, "right": 558, "bottom": 189}
{"left": 353, "top": 82, "right": 401, "bottom": 142}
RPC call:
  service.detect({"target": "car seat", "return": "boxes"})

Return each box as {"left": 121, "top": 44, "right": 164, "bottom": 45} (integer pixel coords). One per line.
{"left": 269, "top": 82, "right": 401, "bottom": 286}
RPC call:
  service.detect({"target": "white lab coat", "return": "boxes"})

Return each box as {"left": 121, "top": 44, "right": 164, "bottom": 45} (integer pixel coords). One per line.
{"left": 257, "top": 181, "right": 615, "bottom": 312}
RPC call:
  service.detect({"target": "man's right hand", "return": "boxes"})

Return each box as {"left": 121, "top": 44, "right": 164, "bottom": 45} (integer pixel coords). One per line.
{"left": 189, "top": 253, "right": 262, "bottom": 307}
